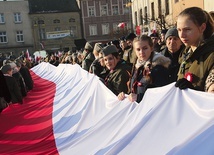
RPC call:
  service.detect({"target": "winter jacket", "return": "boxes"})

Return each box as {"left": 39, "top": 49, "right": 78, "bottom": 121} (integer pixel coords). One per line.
{"left": 105, "top": 60, "right": 132, "bottom": 95}
{"left": 177, "top": 35, "right": 214, "bottom": 91}
{"left": 131, "top": 52, "right": 171, "bottom": 103}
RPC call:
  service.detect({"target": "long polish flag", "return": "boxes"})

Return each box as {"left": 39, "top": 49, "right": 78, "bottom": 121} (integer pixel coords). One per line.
{"left": 0, "top": 63, "right": 214, "bottom": 155}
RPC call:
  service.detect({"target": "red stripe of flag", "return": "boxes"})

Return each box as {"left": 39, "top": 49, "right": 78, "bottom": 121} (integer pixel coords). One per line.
{"left": 0, "top": 71, "right": 58, "bottom": 155}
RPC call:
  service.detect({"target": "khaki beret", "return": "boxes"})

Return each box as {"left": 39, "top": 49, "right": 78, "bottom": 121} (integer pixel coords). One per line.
{"left": 84, "top": 42, "right": 94, "bottom": 51}
{"left": 102, "top": 45, "right": 118, "bottom": 57}
{"left": 94, "top": 43, "right": 104, "bottom": 53}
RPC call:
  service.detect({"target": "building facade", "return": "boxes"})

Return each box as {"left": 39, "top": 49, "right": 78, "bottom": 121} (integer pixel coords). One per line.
{"left": 131, "top": 0, "right": 209, "bottom": 35}
{"left": 28, "top": 0, "right": 83, "bottom": 53}
{"left": 0, "top": 0, "right": 34, "bottom": 57}
{"left": 77, "top": 0, "right": 133, "bottom": 43}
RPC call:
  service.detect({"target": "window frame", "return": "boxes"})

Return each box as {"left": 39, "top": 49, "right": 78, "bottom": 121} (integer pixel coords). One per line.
{"left": 100, "top": 5, "right": 108, "bottom": 16}
{"left": 88, "top": 6, "right": 95, "bottom": 17}
{"left": 0, "top": 31, "right": 7, "bottom": 43}
{"left": 16, "top": 30, "right": 24, "bottom": 42}
{"left": 112, "top": 5, "right": 119, "bottom": 15}
{"left": 39, "top": 28, "right": 46, "bottom": 40}
{"left": 102, "top": 23, "right": 109, "bottom": 35}
{"left": 69, "top": 18, "right": 75, "bottom": 23}
{"left": 89, "top": 24, "right": 97, "bottom": 36}
{"left": 0, "top": 13, "right": 5, "bottom": 24}
{"left": 53, "top": 19, "right": 60, "bottom": 24}
{"left": 14, "top": 12, "right": 22, "bottom": 23}
{"left": 70, "top": 26, "right": 77, "bottom": 37}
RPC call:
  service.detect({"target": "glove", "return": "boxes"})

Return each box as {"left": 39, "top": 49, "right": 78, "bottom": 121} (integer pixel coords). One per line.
{"left": 175, "top": 78, "right": 194, "bottom": 90}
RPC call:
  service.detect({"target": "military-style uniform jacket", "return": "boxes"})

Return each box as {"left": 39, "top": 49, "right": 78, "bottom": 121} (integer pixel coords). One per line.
{"left": 130, "top": 53, "right": 171, "bottom": 103}
{"left": 105, "top": 60, "right": 131, "bottom": 95}
{"left": 177, "top": 35, "right": 214, "bottom": 91}
{"left": 89, "top": 58, "right": 107, "bottom": 80}
{"left": 122, "top": 46, "right": 137, "bottom": 66}
{"left": 82, "top": 51, "right": 95, "bottom": 72}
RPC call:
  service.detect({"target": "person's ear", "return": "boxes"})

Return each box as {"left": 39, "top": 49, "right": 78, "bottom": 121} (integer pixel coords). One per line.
{"left": 200, "top": 23, "right": 206, "bottom": 33}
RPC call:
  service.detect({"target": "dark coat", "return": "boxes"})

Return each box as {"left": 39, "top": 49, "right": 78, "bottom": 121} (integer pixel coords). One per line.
{"left": 82, "top": 51, "right": 95, "bottom": 72}
{"left": 4, "top": 75, "right": 23, "bottom": 104}
{"left": 131, "top": 53, "right": 170, "bottom": 103}
{"left": 177, "top": 35, "right": 214, "bottom": 91}
{"left": 105, "top": 60, "right": 132, "bottom": 95}
{"left": 19, "top": 65, "right": 33, "bottom": 91}
{"left": 0, "top": 71, "right": 11, "bottom": 102}
{"left": 89, "top": 58, "right": 108, "bottom": 80}
{"left": 13, "top": 72, "right": 27, "bottom": 97}
{"left": 162, "top": 45, "right": 184, "bottom": 83}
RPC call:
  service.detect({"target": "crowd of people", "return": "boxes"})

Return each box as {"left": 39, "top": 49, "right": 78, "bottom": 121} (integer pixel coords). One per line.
{"left": 0, "top": 59, "right": 33, "bottom": 112}
{"left": 0, "top": 7, "right": 214, "bottom": 113}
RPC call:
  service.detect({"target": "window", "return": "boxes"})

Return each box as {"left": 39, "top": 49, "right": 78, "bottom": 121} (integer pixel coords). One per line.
{"left": 113, "top": 23, "right": 119, "bottom": 31}
{"left": 14, "top": 13, "right": 21, "bottom": 23}
{"left": 140, "top": 9, "right": 143, "bottom": 25}
{"left": 123, "top": 5, "right": 130, "bottom": 14}
{"left": 0, "top": 13, "right": 5, "bottom": 23}
{"left": 69, "top": 18, "right": 75, "bottom": 22}
{"left": 38, "top": 20, "right": 45, "bottom": 25}
{"left": 53, "top": 19, "right": 60, "bottom": 23}
{"left": 88, "top": 6, "right": 95, "bottom": 17}
{"left": 70, "top": 26, "right": 77, "bottom": 37}
{"left": 158, "top": 0, "right": 162, "bottom": 17}
{"left": 123, "top": 0, "right": 130, "bottom": 14}
{"left": 151, "top": 2, "right": 155, "bottom": 20}
{"left": 0, "top": 31, "right": 7, "bottom": 43}
{"left": 16, "top": 31, "right": 24, "bottom": 42}
{"left": 102, "top": 24, "right": 109, "bottom": 35}
{"left": 144, "top": 7, "right": 148, "bottom": 24}
{"left": 39, "top": 28, "right": 46, "bottom": 40}
{"left": 165, "top": 0, "right": 169, "bottom": 15}
{"left": 112, "top": 5, "right": 119, "bottom": 15}
{"left": 113, "top": 23, "right": 119, "bottom": 34}
{"left": 101, "top": 5, "right": 108, "bottom": 16}
{"left": 89, "top": 25, "right": 97, "bottom": 36}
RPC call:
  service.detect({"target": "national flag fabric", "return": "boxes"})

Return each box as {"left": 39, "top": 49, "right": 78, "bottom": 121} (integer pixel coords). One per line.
{"left": 0, "top": 63, "right": 214, "bottom": 155}
{"left": 40, "top": 42, "right": 45, "bottom": 50}
{"left": 136, "top": 25, "right": 141, "bottom": 35}
{"left": 25, "top": 49, "right": 32, "bottom": 61}
{"left": 58, "top": 51, "right": 63, "bottom": 57}
{"left": 118, "top": 22, "right": 125, "bottom": 28}
{"left": 152, "top": 22, "right": 157, "bottom": 34}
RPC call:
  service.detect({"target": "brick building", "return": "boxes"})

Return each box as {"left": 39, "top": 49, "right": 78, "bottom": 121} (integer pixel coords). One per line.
{"left": 77, "top": 0, "right": 133, "bottom": 43}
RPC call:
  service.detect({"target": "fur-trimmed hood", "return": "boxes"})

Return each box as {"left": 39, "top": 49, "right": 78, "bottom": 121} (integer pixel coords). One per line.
{"left": 151, "top": 52, "right": 171, "bottom": 68}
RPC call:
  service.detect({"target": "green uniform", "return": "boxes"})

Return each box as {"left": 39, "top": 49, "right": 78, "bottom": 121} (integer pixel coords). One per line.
{"left": 105, "top": 60, "right": 131, "bottom": 95}
{"left": 177, "top": 35, "right": 214, "bottom": 91}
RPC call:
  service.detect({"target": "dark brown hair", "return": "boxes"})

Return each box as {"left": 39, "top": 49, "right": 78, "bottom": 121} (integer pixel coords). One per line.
{"left": 133, "top": 35, "right": 153, "bottom": 48}
{"left": 178, "top": 7, "right": 214, "bottom": 39}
